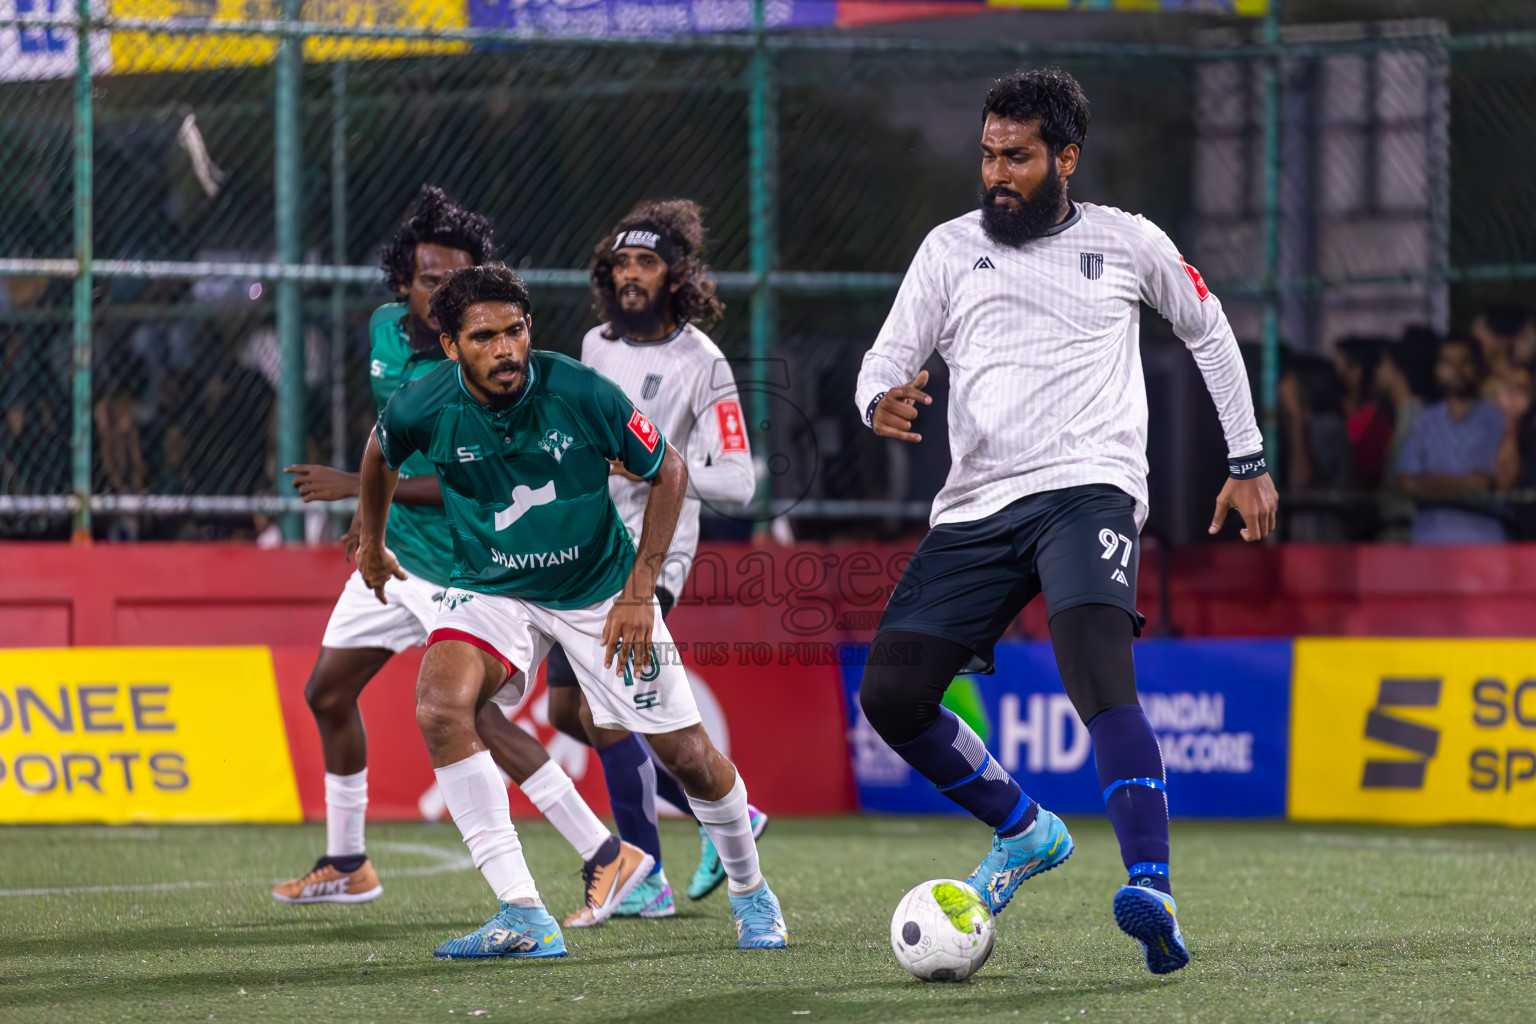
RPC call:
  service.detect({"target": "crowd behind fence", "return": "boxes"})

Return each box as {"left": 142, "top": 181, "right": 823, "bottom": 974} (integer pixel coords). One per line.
{"left": 3, "top": 2, "right": 1536, "bottom": 546}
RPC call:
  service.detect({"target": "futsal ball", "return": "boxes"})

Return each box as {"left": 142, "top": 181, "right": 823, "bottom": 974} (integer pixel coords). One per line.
{"left": 890, "top": 879, "right": 996, "bottom": 982}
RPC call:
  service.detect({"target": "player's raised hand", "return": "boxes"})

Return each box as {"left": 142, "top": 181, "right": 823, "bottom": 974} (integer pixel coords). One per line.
{"left": 285, "top": 464, "right": 360, "bottom": 503}
{"left": 872, "top": 370, "right": 932, "bottom": 443}
{"left": 356, "top": 541, "right": 406, "bottom": 604}
{"left": 601, "top": 591, "right": 656, "bottom": 678}
{"left": 1209, "top": 473, "right": 1279, "bottom": 542}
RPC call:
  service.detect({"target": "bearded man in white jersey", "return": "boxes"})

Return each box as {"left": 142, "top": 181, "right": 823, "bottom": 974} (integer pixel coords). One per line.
{"left": 854, "top": 67, "right": 1278, "bottom": 975}
{"left": 543, "top": 200, "right": 766, "bottom": 925}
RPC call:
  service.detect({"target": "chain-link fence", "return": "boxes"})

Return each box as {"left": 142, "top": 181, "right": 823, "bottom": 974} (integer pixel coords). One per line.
{"left": 3, "top": 1, "right": 1536, "bottom": 544}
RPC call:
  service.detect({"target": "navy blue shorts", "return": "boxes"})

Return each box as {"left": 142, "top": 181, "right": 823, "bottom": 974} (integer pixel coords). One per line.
{"left": 878, "top": 484, "right": 1144, "bottom": 674}
{"left": 545, "top": 587, "right": 676, "bottom": 688}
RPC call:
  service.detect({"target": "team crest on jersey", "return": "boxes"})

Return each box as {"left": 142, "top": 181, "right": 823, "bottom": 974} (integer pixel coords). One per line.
{"left": 1080, "top": 252, "right": 1104, "bottom": 280}
{"left": 538, "top": 429, "right": 573, "bottom": 463}
{"left": 641, "top": 373, "right": 663, "bottom": 400}
{"left": 628, "top": 409, "right": 660, "bottom": 453}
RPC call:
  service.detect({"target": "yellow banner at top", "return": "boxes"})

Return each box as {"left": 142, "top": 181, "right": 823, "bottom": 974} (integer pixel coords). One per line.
{"left": 109, "top": 0, "right": 469, "bottom": 75}
{"left": 986, "top": 0, "right": 1267, "bottom": 14}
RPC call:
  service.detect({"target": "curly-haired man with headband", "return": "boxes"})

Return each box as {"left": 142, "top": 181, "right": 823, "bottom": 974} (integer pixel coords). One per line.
{"left": 539, "top": 200, "right": 763, "bottom": 924}
{"left": 357, "top": 262, "right": 785, "bottom": 957}
{"left": 855, "top": 67, "right": 1278, "bottom": 975}
{"left": 275, "top": 187, "right": 652, "bottom": 930}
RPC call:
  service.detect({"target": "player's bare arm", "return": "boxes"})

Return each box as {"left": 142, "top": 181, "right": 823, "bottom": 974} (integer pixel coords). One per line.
{"left": 356, "top": 433, "right": 406, "bottom": 603}
{"left": 871, "top": 370, "right": 932, "bottom": 443}
{"left": 284, "top": 463, "right": 445, "bottom": 506}
{"left": 602, "top": 441, "right": 686, "bottom": 677}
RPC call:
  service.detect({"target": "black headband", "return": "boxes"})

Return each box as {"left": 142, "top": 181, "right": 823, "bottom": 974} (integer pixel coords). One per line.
{"left": 611, "top": 223, "right": 681, "bottom": 267}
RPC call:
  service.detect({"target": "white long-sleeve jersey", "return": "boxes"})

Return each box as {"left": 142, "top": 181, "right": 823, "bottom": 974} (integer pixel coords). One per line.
{"left": 855, "top": 203, "right": 1263, "bottom": 530}
{"left": 582, "top": 321, "right": 755, "bottom": 597}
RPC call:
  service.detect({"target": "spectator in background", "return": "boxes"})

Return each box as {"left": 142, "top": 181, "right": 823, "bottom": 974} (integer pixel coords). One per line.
{"left": 1334, "top": 337, "right": 1394, "bottom": 490}
{"left": 1471, "top": 304, "right": 1535, "bottom": 416}
{"left": 1395, "top": 336, "right": 1516, "bottom": 543}
{"left": 1279, "top": 352, "right": 1354, "bottom": 541}
{"left": 1372, "top": 340, "right": 1427, "bottom": 540}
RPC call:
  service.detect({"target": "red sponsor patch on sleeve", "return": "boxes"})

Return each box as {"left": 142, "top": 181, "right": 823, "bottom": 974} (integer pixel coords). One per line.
{"left": 1180, "top": 256, "right": 1210, "bottom": 301}
{"left": 627, "top": 408, "right": 660, "bottom": 453}
{"left": 715, "top": 399, "right": 748, "bottom": 453}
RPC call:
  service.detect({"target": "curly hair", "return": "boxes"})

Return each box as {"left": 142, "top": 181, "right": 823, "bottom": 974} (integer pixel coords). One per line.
{"left": 429, "top": 263, "right": 533, "bottom": 341}
{"left": 982, "top": 66, "right": 1091, "bottom": 154}
{"left": 590, "top": 198, "right": 725, "bottom": 338}
{"left": 381, "top": 184, "right": 496, "bottom": 293}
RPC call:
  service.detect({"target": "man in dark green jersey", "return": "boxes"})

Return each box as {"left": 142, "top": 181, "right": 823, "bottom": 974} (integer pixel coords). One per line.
{"left": 275, "top": 189, "right": 651, "bottom": 925}
{"left": 358, "top": 264, "right": 786, "bottom": 958}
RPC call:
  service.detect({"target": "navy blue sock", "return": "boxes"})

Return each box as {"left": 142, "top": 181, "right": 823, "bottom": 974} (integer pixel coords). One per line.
{"left": 1088, "top": 704, "right": 1171, "bottom": 895}
{"left": 891, "top": 707, "right": 1038, "bottom": 835}
{"left": 596, "top": 734, "right": 663, "bottom": 872}
{"left": 649, "top": 756, "right": 698, "bottom": 823}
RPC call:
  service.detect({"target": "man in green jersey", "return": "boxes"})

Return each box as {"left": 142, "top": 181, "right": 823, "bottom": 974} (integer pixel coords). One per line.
{"left": 275, "top": 189, "right": 652, "bottom": 925}
{"left": 358, "top": 263, "right": 786, "bottom": 958}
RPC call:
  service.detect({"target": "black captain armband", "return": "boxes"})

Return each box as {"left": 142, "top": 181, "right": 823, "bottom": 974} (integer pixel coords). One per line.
{"left": 865, "top": 392, "right": 887, "bottom": 427}
{"left": 1228, "top": 452, "right": 1268, "bottom": 479}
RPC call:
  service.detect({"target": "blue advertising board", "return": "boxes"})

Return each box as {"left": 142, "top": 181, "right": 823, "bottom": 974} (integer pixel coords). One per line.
{"left": 468, "top": 0, "right": 837, "bottom": 38}
{"left": 842, "top": 639, "right": 1293, "bottom": 818}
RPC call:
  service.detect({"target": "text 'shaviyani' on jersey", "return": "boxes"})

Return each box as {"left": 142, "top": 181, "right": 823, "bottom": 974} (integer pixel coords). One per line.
{"left": 367, "top": 302, "right": 455, "bottom": 587}
{"left": 377, "top": 350, "right": 667, "bottom": 609}
{"left": 582, "top": 322, "right": 755, "bottom": 598}
{"left": 855, "top": 203, "right": 1264, "bottom": 530}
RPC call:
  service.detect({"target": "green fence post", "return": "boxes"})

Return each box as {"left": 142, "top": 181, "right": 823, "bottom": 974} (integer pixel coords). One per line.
{"left": 70, "top": 0, "right": 94, "bottom": 542}
{"left": 275, "top": 0, "right": 305, "bottom": 540}
{"left": 1260, "top": 5, "right": 1281, "bottom": 479}
{"left": 329, "top": 60, "right": 348, "bottom": 479}
{"left": 748, "top": 0, "right": 778, "bottom": 533}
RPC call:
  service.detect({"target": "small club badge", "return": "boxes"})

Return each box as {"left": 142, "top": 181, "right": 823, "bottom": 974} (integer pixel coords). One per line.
{"left": 627, "top": 409, "right": 660, "bottom": 453}
{"left": 538, "top": 428, "right": 574, "bottom": 463}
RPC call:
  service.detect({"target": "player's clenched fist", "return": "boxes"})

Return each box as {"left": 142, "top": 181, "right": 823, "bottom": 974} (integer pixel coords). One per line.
{"left": 872, "top": 369, "right": 932, "bottom": 443}
{"left": 356, "top": 541, "right": 407, "bottom": 604}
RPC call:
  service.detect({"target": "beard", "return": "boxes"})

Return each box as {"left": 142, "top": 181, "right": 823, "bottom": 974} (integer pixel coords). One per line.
{"left": 469, "top": 357, "right": 527, "bottom": 410}
{"left": 611, "top": 284, "right": 672, "bottom": 339}
{"left": 405, "top": 312, "right": 441, "bottom": 353}
{"left": 979, "top": 165, "right": 1068, "bottom": 248}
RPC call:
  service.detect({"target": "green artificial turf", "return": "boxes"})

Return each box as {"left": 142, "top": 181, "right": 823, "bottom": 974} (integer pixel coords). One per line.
{"left": 1, "top": 817, "right": 1533, "bottom": 1023}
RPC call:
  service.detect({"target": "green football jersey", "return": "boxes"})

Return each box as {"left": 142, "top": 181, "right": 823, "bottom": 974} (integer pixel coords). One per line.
{"left": 376, "top": 350, "right": 668, "bottom": 608}
{"left": 367, "top": 303, "right": 454, "bottom": 588}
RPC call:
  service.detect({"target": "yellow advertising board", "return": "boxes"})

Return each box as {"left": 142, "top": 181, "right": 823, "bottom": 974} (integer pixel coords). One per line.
{"left": 1290, "top": 639, "right": 1536, "bottom": 825}
{"left": 108, "top": 0, "right": 469, "bottom": 76}
{"left": 0, "top": 647, "right": 301, "bottom": 823}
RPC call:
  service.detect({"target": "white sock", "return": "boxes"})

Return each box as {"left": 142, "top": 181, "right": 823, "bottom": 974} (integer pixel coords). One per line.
{"left": 324, "top": 769, "right": 368, "bottom": 859}
{"left": 519, "top": 759, "right": 610, "bottom": 862}
{"left": 435, "top": 750, "right": 540, "bottom": 904}
{"left": 687, "top": 771, "right": 764, "bottom": 896}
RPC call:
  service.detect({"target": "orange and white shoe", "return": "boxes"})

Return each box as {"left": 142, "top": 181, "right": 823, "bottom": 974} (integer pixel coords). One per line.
{"left": 562, "top": 838, "right": 653, "bottom": 928}
{"left": 271, "top": 856, "right": 383, "bottom": 904}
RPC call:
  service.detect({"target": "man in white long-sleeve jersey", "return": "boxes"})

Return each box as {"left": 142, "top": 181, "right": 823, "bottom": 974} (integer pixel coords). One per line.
{"left": 854, "top": 67, "right": 1277, "bottom": 975}
{"left": 548, "top": 200, "right": 768, "bottom": 924}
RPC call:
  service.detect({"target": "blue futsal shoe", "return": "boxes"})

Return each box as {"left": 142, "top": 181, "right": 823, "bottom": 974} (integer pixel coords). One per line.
{"left": 1113, "top": 884, "right": 1190, "bottom": 975}
{"left": 432, "top": 901, "right": 567, "bottom": 960}
{"left": 728, "top": 882, "right": 788, "bottom": 949}
{"left": 689, "top": 804, "right": 769, "bottom": 901}
{"left": 964, "top": 808, "right": 1074, "bottom": 915}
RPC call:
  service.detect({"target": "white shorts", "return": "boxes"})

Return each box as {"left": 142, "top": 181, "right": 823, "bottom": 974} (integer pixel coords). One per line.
{"left": 320, "top": 568, "right": 447, "bottom": 653}
{"left": 429, "top": 588, "right": 701, "bottom": 735}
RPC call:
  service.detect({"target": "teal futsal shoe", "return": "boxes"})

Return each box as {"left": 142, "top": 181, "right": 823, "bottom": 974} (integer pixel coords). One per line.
{"left": 432, "top": 902, "right": 567, "bottom": 959}
{"left": 728, "top": 881, "right": 788, "bottom": 949}
{"left": 964, "top": 808, "right": 1074, "bottom": 915}
{"left": 1113, "top": 884, "right": 1190, "bottom": 975}
{"left": 688, "top": 804, "right": 769, "bottom": 901}
{"left": 616, "top": 867, "right": 676, "bottom": 918}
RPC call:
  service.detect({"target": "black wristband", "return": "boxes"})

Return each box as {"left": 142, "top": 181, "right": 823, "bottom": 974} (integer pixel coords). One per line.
{"left": 865, "top": 391, "right": 887, "bottom": 427}
{"left": 1228, "top": 452, "right": 1267, "bottom": 479}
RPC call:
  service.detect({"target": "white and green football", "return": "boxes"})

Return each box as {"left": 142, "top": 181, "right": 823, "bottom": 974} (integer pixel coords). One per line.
{"left": 889, "top": 878, "right": 996, "bottom": 982}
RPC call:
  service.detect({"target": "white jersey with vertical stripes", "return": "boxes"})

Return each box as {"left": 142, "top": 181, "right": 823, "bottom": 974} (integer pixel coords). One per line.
{"left": 582, "top": 322, "right": 755, "bottom": 598}
{"left": 855, "top": 202, "right": 1264, "bottom": 530}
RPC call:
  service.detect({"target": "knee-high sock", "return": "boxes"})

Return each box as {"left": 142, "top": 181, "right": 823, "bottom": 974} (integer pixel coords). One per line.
{"left": 324, "top": 769, "right": 368, "bottom": 859}
{"left": 597, "top": 734, "right": 662, "bottom": 872}
{"left": 1088, "top": 704, "right": 1171, "bottom": 895}
{"left": 890, "top": 707, "right": 1038, "bottom": 837}
{"left": 687, "top": 772, "right": 763, "bottom": 896}
{"left": 520, "top": 759, "right": 610, "bottom": 862}
{"left": 435, "top": 750, "right": 539, "bottom": 904}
